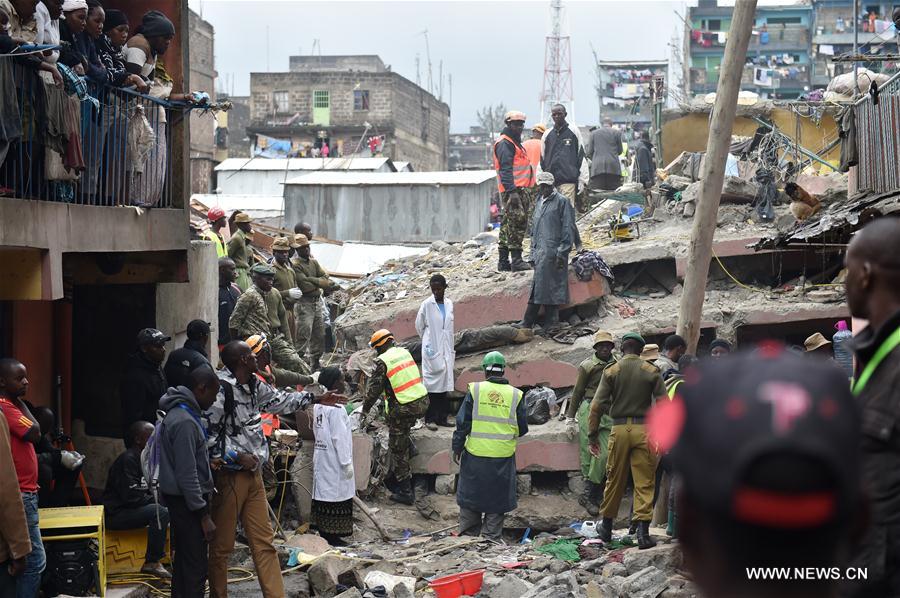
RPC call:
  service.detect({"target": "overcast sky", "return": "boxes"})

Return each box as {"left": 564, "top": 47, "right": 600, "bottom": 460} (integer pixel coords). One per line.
{"left": 188, "top": 0, "right": 684, "bottom": 130}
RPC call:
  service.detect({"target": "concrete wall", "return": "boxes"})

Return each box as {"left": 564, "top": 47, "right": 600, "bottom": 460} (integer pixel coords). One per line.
{"left": 157, "top": 240, "right": 220, "bottom": 365}
{"left": 188, "top": 9, "right": 216, "bottom": 195}
{"left": 660, "top": 108, "right": 840, "bottom": 167}
{"left": 283, "top": 181, "right": 491, "bottom": 243}
{"left": 289, "top": 55, "right": 386, "bottom": 73}
{"left": 0, "top": 200, "right": 188, "bottom": 300}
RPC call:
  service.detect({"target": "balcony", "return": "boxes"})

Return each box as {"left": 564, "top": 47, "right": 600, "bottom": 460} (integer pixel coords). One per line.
{"left": 0, "top": 61, "right": 190, "bottom": 300}
{"left": 748, "top": 26, "right": 810, "bottom": 52}
{"left": 741, "top": 64, "right": 810, "bottom": 89}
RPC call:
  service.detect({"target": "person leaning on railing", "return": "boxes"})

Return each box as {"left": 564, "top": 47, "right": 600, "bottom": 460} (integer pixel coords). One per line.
{"left": 0, "top": 6, "right": 62, "bottom": 85}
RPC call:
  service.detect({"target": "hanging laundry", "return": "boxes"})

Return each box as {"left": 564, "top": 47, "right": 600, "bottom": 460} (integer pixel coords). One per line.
{"left": 753, "top": 67, "right": 773, "bottom": 86}
{"left": 717, "top": 32, "right": 727, "bottom": 44}
{"left": 760, "top": 31, "right": 770, "bottom": 44}
{"left": 819, "top": 44, "right": 835, "bottom": 56}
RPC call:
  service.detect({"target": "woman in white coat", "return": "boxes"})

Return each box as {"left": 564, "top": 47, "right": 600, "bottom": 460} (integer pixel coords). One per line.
{"left": 415, "top": 274, "right": 456, "bottom": 428}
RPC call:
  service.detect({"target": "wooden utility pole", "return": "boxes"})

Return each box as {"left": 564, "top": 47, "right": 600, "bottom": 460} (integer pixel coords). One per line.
{"left": 676, "top": 0, "right": 758, "bottom": 353}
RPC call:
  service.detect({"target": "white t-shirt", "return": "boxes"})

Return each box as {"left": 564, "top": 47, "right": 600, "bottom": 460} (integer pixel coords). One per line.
{"left": 312, "top": 404, "right": 355, "bottom": 502}
{"left": 34, "top": 2, "right": 59, "bottom": 63}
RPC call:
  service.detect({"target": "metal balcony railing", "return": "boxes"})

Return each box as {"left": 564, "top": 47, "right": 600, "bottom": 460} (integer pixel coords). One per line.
{"left": 855, "top": 70, "right": 900, "bottom": 194}
{"left": 0, "top": 60, "right": 186, "bottom": 207}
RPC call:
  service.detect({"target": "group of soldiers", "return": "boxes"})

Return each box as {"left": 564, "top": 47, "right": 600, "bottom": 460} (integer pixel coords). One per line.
{"left": 212, "top": 209, "right": 338, "bottom": 378}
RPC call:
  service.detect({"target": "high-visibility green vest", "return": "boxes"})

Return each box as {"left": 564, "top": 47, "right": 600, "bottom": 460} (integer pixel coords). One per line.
{"left": 666, "top": 378, "right": 683, "bottom": 400}
{"left": 377, "top": 347, "right": 426, "bottom": 413}
{"left": 465, "top": 381, "right": 522, "bottom": 458}
{"left": 203, "top": 229, "right": 226, "bottom": 258}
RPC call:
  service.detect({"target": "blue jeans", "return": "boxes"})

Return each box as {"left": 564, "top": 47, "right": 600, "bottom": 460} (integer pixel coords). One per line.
{"left": 18, "top": 492, "right": 45, "bottom": 598}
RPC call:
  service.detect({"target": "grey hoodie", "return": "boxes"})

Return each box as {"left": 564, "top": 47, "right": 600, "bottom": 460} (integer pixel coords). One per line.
{"left": 158, "top": 386, "right": 214, "bottom": 513}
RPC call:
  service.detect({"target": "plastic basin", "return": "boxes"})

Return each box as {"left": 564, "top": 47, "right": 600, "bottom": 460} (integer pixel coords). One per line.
{"left": 428, "top": 570, "right": 485, "bottom": 598}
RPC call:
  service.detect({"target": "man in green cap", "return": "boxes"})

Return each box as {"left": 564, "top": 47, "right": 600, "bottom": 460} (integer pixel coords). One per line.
{"left": 452, "top": 351, "right": 528, "bottom": 540}
{"left": 227, "top": 212, "right": 254, "bottom": 291}
{"left": 565, "top": 329, "right": 617, "bottom": 516}
{"left": 229, "top": 263, "right": 310, "bottom": 376}
{"left": 588, "top": 332, "right": 667, "bottom": 550}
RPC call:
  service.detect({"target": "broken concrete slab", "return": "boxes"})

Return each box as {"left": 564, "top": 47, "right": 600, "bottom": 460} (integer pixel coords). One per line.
{"left": 618, "top": 566, "right": 669, "bottom": 598}
{"left": 336, "top": 272, "right": 609, "bottom": 350}
{"left": 308, "top": 555, "right": 359, "bottom": 596}
{"left": 410, "top": 418, "right": 580, "bottom": 475}
{"left": 622, "top": 542, "right": 682, "bottom": 575}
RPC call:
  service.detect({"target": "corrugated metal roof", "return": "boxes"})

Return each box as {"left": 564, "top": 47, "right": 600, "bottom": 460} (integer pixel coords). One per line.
{"left": 283, "top": 170, "right": 497, "bottom": 186}
{"left": 191, "top": 193, "right": 285, "bottom": 216}
{"left": 215, "top": 157, "right": 395, "bottom": 172}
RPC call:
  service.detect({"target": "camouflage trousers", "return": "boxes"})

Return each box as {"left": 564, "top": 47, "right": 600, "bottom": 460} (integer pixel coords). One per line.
{"left": 269, "top": 333, "right": 311, "bottom": 377}
{"left": 294, "top": 297, "right": 325, "bottom": 367}
{"left": 498, "top": 187, "right": 535, "bottom": 250}
{"left": 388, "top": 396, "right": 429, "bottom": 482}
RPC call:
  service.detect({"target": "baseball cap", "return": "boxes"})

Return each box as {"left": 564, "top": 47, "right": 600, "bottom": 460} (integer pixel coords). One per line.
{"left": 657, "top": 349, "right": 860, "bottom": 530}
{"left": 137, "top": 328, "right": 171, "bottom": 346}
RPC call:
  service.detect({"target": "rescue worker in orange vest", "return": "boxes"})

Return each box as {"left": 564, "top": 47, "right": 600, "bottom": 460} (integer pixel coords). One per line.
{"left": 452, "top": 351, "right": 528, "bottom": 539}
{"left": 203, "top": 207, "right": 228, "bottom": 258}
{"left": 493, "top": 110, "right": 535, "bottom": 272}
{"left": 361, "top": 329, "right": 429, "bottom": 505}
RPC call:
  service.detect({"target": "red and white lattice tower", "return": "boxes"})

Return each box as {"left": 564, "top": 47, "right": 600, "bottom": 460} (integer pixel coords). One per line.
{"left": 539, "top": 0, "right": 574, "bottom": 124}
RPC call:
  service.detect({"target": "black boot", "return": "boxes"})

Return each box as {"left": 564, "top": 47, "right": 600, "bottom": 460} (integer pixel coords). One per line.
{"left": 498, "top": 247, "right": 511, "bottom": 272}
{"left": 637, "top": 521, "right": 657, "bottom": 550}
{"left": 598, "top": 517, "right": 613, "bottom": 543}
{"left": 510, "top": 249, "right": 533, "bottom": 271}
{"left": 544, "top": 305, "right": 561, "bottom": 331}
{"left": 514, "top": 303, "right": 541, "bottom": 329}
{"left": 389, "top": 478, "right": 415, "bottom": 505}
{"left": 578, "top": 482, "right": 599, "bottom": 517}
{"left": 628, "top": 520, "right": 638, "bottom": 535}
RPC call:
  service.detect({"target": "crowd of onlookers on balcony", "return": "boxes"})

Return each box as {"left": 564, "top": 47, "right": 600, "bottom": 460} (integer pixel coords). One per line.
{"left": 1, "top": 1, "right": 204, "bottom": 205}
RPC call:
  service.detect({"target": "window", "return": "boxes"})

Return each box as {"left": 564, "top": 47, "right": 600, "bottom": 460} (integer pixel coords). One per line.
{"left": 703, "top": 18, "right": 722, "bottom": 30}
{"left": 766, "top": 16, "right": 802, "bottom": 25}
{"left": 353, "top": 90, "right": 370, "bottom": 111}
{"left": 273, "top": 90, "right": 289, "bottom": 113}
{"left": 313, "top": 90, "right": 330, "bottom": 109}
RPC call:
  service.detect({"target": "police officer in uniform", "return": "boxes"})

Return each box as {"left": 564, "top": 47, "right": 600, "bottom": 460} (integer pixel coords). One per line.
{"left": 452, "top": 352, "right": 528, "bottom": 540}
{"left": 565, "top": 329, "right": 617, "bottom": 516}
{"left": 361, "top": 329, "right": 429, "bottom": 505}
{"left": 588, "top": 332, "right": 667, "bottom": 549}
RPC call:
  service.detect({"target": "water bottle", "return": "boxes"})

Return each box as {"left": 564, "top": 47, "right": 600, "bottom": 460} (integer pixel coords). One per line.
{"left": 833, "top": 321, "right": 853, "bottom": 378}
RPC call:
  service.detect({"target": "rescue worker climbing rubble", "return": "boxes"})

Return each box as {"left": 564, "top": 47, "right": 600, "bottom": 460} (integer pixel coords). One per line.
{"left": 452, "top": 351, "right": 528, "bottom": 540}
{"left": 361, "top": 329, "right": 429, "bottom": 506}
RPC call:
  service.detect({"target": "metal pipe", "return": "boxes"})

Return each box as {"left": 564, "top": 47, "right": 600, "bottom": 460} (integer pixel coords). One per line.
{"left": 853, "top": 0, "right": 859, "bottom": 97}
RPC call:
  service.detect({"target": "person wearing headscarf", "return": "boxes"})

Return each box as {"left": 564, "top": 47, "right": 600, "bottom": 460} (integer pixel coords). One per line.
{"left": 94, "top": 9, "right": 144, "bottom": 88}
{"left": 58, "top": 0, "right": 88, "bottom": 72}
{"left": 709, "top": 339, "right": 732, "bottom": 359}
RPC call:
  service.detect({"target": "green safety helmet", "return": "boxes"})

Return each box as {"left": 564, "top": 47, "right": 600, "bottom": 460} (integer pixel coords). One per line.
{"left": 482, "top": 351, "right": 506, "bottom": 371}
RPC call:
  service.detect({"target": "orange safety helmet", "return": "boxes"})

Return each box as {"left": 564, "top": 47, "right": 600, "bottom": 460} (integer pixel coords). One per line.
{"left": 246, "top": 334, "right": 268, "bottom": 354}
{"left": 369, "top": 329, "right": 394, "bottom": 348}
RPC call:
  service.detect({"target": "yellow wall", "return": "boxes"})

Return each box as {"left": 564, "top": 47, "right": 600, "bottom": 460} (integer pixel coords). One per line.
{"left": 0, "top": 248, "right": 44, "bottom": 300}
{"left": 661, "top": 108, "right": 840, "bottom": 168}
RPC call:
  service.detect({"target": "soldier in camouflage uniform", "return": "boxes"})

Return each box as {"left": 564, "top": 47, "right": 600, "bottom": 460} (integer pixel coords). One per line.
{"left": 228, "top": 263, "right": 310, "bottom": 376}
{"left": 361, "top": 330, "right": 429, "bottom": 505}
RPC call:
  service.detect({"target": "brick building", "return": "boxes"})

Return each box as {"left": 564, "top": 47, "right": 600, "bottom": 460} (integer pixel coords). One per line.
{"left": 248, "top": 55, "right": 450, "bottom": 171}
{"left": 188, "top": 9, "right": 217, "bottom": 193}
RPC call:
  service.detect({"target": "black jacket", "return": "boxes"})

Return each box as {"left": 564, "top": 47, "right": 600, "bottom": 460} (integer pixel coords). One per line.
{"left": 634, "top": 140, "right": 656, "bottom": 186}
{"left": 163, "top": 340, "right": 210, "bottom": 389}
{"left": 120, "top": 353, "right": 167, "bottom": 436}
{"left": 219, "top": 283, "right": 241, "bottom": 345}
{"left": 102, "top": 448, "right": 152, "bottom": 516}
{"left": 541, "top": 123, "right": 583, "bottom": 186}
{"left": 852, "top": 308, "right": 900, "bottom": 525}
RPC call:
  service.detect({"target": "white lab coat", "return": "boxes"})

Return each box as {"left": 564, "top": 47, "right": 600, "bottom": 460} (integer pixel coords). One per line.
{"left": 415, "top": 296, "right": 456, "bottom": 393}
{"left": 312, "top": 405, "right": 355, "bottom": 502}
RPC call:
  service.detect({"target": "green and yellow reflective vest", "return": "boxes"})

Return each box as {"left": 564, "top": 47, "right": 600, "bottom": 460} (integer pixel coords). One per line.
{"left": 377, "top": 346, "right": 426, "bottom": 413}
{"left": 465, "top": 381, "right": 522, "bottom": 458}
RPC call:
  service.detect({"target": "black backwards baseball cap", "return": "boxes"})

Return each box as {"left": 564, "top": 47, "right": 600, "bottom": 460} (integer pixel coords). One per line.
{"left": 137, "top": 328, "right": 171, "bottom": 346}
{"left": 649, "top": 345, "right": 861, "bottom": 530}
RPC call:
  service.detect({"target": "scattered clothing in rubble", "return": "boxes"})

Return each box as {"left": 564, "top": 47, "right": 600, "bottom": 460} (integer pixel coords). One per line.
{"left": 571, "top": 251, "right": 615, "bottom": 284}
{"left": 752, "top": 168, "right": 777, "bottom": 223}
